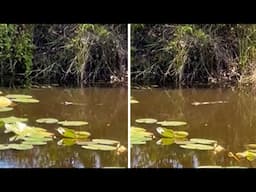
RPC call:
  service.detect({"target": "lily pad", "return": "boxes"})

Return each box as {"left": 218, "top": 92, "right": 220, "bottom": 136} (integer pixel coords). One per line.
{"left": 131, "top": 127, "right": 154, "bottom": 145}
{"left": 175, "top": 140, "right": 195, "bottom": 145}
{"left": 22, "top": 137, "right": 53, "bottom": 142}
{"left": 58, "top": 121, "right": 88, "bottom": 126}
{"left": 0, "top": 144, "right": 10, "bottom": 150}
{"left": 12, "top": 98, "right": 39, "bottom": 103}
{"left": 135, "top": 118, "right": 157, "bottom": 124}
{"left": 190, "top": 138, "right": 217, "bottom": 145}
{"left": 156, "top": 127, "right": 174, "bottom": 138}
{"left": 0, "top": 107, "right": 13, "bottom": 112}
{"left": 82, "top": 144, "right": 117, "bottom": 151}
{"left": 76, "top": 140, "right": 94, "bottom": 145}
{"left": 174, "top": 131, "right": 189, "bottom": 138}
{"left": 57, "top": 138, "right": 76, "bottom": 146}
{"left": 156, "top": 121, "right": 187, "bottom": 127}
{"left": 36, "top": 118, "right": 58, "bottom": 124}
{"left": 5, "top": 122, "right": 54, "bottom": 138}
{"left": 9, "top": 144, "right": 34, "bottom": 150}
{"left": 156, "top": 138, "right": 175, "bottom": 145}
{"left": 92, "top": 139, "right": 120, "bottom": 145}
{"left": 0, "top": 96, "right": 12, "bottom": 108}
{"left": 246, "top": 144, "right": 256, "bottom": 149}
{"left": 180, "top": 143, "right": 214, "bottom": 150}
{"left": 6, "top": 94, "right": 33, "bottom": 99}
{"left": 57, "top": 127, "right": 91, "bottom": 139}
{"left": 131, "top": 99, "right": 139, "bottom": 104}
{"left": 22, "top": 141, "right": 47, "bottom": 145}
{"left": 197, "top": 166, "right": 222, "bottom": 168}
{"left": 131, "top": 126, "right": 146, "bottom": 132}
{"left": 0, "top": 116, "right": 28, "bottom": 123}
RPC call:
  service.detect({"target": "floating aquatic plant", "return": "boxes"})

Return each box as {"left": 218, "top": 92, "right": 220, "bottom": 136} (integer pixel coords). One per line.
{"left": 58, "top": 121, "right": 88, "bottom": 126}
{"left": 135, "top": 118, "right": 157, "bottom": 124}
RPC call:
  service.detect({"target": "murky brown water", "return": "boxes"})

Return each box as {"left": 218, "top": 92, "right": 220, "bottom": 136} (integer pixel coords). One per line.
{"left": 0, "top": 87, "right": 127, "bottom": 168}
{"left": 131, "top": 88, "right": 256, "bottom": 168}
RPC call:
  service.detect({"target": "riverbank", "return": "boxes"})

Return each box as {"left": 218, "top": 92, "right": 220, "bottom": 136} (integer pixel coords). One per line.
{"left": 0, "top": 24, "right": 127, "bottom": 87}
{"left": 131, "top": 24, "right": 256, "bottom": 88}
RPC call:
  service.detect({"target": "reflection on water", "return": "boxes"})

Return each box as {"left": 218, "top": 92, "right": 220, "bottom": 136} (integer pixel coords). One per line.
{"left": 0, "top": 87, "right": 127, "bottom": 168}
{"left": 131, "top": 88, "right": 256, "bottom": 168}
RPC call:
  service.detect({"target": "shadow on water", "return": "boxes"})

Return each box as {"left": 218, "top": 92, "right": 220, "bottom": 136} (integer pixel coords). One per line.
{"left": 0, "top": 87, "right": 127, "bottom": 168}
{"left": 131, "top": 88, "right": 256, "bottom": 168}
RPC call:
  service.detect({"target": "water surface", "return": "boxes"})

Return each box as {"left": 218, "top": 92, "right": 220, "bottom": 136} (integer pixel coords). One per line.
{"left": 131, "top": 88, "right": 256, "bottom": 168}
{"left": 0, "top": 87, "right": 127, "bottom": 168}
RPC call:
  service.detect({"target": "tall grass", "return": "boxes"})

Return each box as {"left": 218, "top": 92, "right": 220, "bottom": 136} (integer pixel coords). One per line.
{"left": 132, "top": 24, "right": 256, "bottom": 87}
{"left": 0, "top": 24, "right": 127, "bottom": 87}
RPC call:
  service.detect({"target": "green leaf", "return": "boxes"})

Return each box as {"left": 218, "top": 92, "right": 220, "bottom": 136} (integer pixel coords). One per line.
{"left": 180, "top": 143, "right": 214, "bottom": 150}
{"left": 92, "top": 139, "right": 120, "bottom": 145}
{"left": 58, "top": 121, "right": 88, "bottom": 126}
{"left": 156, "top": 121, "right": 187, "bottom": 127}
{"left": 135, "top": 118, "right": 157, "bottom": 124}
{"left": 156, "top": 138, "right": 175, "bottom": 145}
{"left": 0, "top": 116, "right": 28, "bottom": 123}
{"left": 156, "top": 127, "right": 174, "bottom": 138}
{"left": 131, "top": 99, "right": 139, "bottom": 104}
{"left": 0, "top": 96, "right": 12, "bottom": 107}
{"left": 130, "top": 126, "right": 146, "bottom": 132}
{"left": 0, "top": 144, "right": 10, "bottom": 150}
{"left": 190, "top": 138, "right": 217, "bottom": 145}
{"left": 0, "top": 107, "right": 13, "bottom": 112}
{"left": 12, "top": 98, "right": 39, "bottom": 103}
{"left": 246, "top": 144, "right": 256, "bottom": 149}
{"left": 57, "top": 127, "right": 91, "bottom": 139}
{"left": 22, "top": 141, "right": 47, "bottom": 145}
{"left": 36, "top": 118, "right": 58, "bottom": 124}
{"left": 9, "top": 144, "right": 33, "bottom": 150}
{"left": 6, "top": 94, "right": 33, "bottom": 99}
{"left": 174, "top": 131, "right": 189, "bottom": 138}
{"left": 57, "top": 138, "right": 76, "bottom": 146}
{"left": 197, "top": 166, "right": 222, "bottom": 168}
{"left": 82, "top": 144, "right": 117, "bottom": 151}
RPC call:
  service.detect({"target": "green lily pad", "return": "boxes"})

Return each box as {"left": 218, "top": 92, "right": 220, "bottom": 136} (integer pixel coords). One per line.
{"left": 174, "top": 131, "right": 189, "bottom": 138}
{"left": 36, "top": 118, "right": 58, "bottom": 124}
{"left": 156, "top": 138, "right": 175, "bottom": 145}
{"left": 135, "top": 118, "right": 157, "bottom": 124}
{"left": 0, "top": 144, "right": 10, "bottom": 150}
{"left": 131, "top": 99, "right": 139, "bottom": 104}
{"left": 0, "top": 96, "right": 12, "bottom": 108}
{"left": 156, "top": 127, "right": 174, "bottom": 138}
{"left": 225, "top": 166, "right": 248, "bottom": 168}
{"left": 92, "top": 139, "right": 120, "bottom": 145}
{"left": 175, "top": 140, "right": 195, "bottom": 145}
{"left": 22, "top": 141, "right": 47, "bottom": 145}
{"left": 5, "top": 122, "right": 54, "bottom": 138}
{"left": 57, "top": 127, "right": 91, "bottom": 139}
{"left": 190, "top": 138, "right": 217, "bottom": 145}
{"left": 0, "top": 116, "right": 28, "bottom": 123}
{"left": 197, "top": 166, "right": 222, "bottom": 168}
{"left": 82, "top": 144, "right": 117, "bottom": 151}
{"left": 246, "top": 144, "right": 256, "bottom": 149}
{"left": 245, "top": 151, "right": 256, "bottom": 161}
{"left": 6, "top": 94, "right": 33, "bottom": 99}
{"left": 180, "top": 143, "right": 214, "bottom": 150}
{"left": 131, "top": 127, "right": 154, "bottom": 145}
{"left": 58, "top": 121, "right": 88, "bottom": 126}
{"left": 0, "top": 121, "right": 4, "bottom": 128}
{"left": 12, "top": 98, "right": 39, "bottom": 103}
{"left": 130, "top": 126, "right": 146, "bottom": 132}
{"left": 57, "top": 138, "right": 76, "bottom": 146}
{"left": 22, "top": 137, "right": 53, "bottom": 142}
{"left": 76, "top": 140, "right": 94, "bottom": 145}
{"left": 0, "top": 107, "right": 13, "bottom": 112}
{"left": 156, "top": 121, "right": 187, "bottom": 127}
{"left": 9, "top": 144, "right": 34, "bottom": 150}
